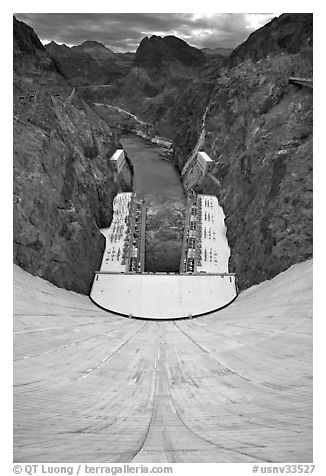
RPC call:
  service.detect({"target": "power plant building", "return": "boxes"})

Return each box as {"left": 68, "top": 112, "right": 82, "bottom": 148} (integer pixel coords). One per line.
{"left": 197, "top": 151, "right": 214, "bottom": 173}
{"left": 110, "top": 149, "right": 126, "bottom": 173}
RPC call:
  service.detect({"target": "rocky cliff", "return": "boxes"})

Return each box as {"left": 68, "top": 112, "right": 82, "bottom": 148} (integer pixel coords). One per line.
{"left": 45, "top": 41, "right": 133, "bottom": 86}
{"left": 13, "top": 16, "right": 132, "bottom": 294}
{"left": 160, "top": 13, "right": 313, "bottom": 289}
{"left": 229, "top": 13, "right": 312, "bottom": 66}
{"left": 134, "top": 35, "right": 206, "bottom": 72}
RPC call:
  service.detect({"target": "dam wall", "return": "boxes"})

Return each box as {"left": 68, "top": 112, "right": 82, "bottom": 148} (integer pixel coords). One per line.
{"left": 91, "top": 272, "right": 237, "bottom": 319}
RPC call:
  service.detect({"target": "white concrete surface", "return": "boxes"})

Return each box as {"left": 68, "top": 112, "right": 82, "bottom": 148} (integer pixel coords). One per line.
{"left": 197, "top": 195, "right": 231, "bottom": 273}
{"left": 99, "top": 193, "right": 131, "bottom": 273}
{"left": 91, "top": 273, "right": 237, "bottom": 318}
{"left": 13, "top": 259, "right": 312, "bottom": 462}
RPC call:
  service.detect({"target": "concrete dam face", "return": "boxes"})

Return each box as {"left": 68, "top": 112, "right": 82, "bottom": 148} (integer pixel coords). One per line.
{"left": 13, "top": 259, "right": 312, "bottom": 462}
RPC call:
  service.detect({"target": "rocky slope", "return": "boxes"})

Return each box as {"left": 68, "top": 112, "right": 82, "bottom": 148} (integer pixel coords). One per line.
{"left": 45, "top": 41, "right": 101, "bottom": 83}
{"left": 159, "top": 13, "right": 313, "bottom": 289}
{"left": 13, "top": 16, "right": 132, "bottom": 294}
{"left": 71, "top": 40, "right": 115, "bottom": 60}
{"left": 45, "top": 41, "right": 133, "bottom": 85}
{"left": 229, "top": 13, "right": 312, "bottom": 66}
{"left": 131, "top": 36, "right": 207, "bottom": 123}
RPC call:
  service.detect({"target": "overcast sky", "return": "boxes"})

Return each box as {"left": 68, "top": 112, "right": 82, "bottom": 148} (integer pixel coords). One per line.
{"left": 14, "top": 13, "right": 279, "bottom": 52}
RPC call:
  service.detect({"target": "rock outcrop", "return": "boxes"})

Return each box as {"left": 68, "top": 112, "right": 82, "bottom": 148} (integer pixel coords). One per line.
{"left": 13, "top": 16, "right": 132, "bottom": 294}
{"left": 133, "top": 35, "right": 206, "bottom": 72}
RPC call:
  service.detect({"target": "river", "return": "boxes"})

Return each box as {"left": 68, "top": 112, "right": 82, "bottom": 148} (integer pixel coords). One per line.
{"left": 120, "top": 135, "right": 187, "bottom": 273}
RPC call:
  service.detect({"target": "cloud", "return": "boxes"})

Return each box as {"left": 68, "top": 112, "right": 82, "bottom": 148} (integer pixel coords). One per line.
{"left": 14, "top": 13, "right": 279, "bottom": 52}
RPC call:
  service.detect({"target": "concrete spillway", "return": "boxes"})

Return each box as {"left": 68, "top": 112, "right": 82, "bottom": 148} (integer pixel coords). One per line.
{"left": 14, "top": 260, "right": 312, "bottom": 462}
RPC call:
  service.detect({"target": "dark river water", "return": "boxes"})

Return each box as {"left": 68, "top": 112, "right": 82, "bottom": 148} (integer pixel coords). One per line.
{"left": 120, "top": 135, "right": 187, "bottom": 272}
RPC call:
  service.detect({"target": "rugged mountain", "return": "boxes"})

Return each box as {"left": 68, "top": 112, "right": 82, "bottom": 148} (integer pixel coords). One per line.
{"left": 14, "top": 19, "right": 65, "bottom": 79}
{"left": 13, "top": 16, "right": 132, "bottom": 294}
{"left": 45, "top": 41, "right": 103, "bottom": 83}
{"left": 46, "top": 34, "right": 208, "bottom": 126}
{"left": 69, "top": 35, "right": 207, "bottom": 125}
{"left": 45, "top": 41, "right": 71, "bottom": 57}
{"left": 229, "top": 13, "right": 312, "bottom": 66}
{"left": 134, "top": 35, "right": 205, "bottom": 72}
{"left": 71, "top": 40, "right": 114, "bottom": 61}
{"left": 157, "top": 13, "right": 313, "bottom": 290}
{"left": 45, "top": 41, "right": 133, "bottom": 85}
{"left": 99, "top": 35, "right": 207, "bottom": 123}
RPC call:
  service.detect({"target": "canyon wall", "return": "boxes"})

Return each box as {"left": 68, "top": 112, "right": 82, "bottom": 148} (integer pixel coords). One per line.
{"left": 162, "top": 14, "right": 313, "bottom": 289}
{"left": 13, "top": 17, "right": 132, "bottom": 294}
{"left": 13, "top": 14, "right": 313, "bottom": 293}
